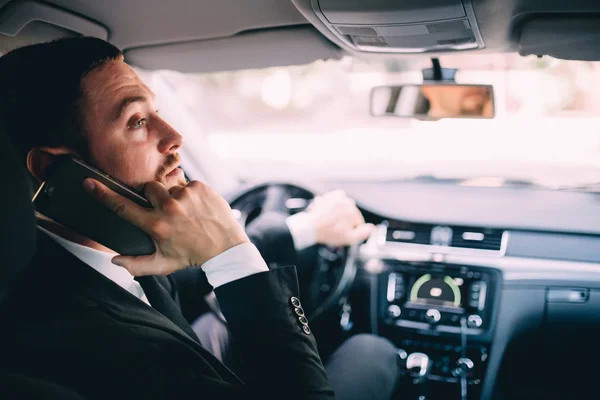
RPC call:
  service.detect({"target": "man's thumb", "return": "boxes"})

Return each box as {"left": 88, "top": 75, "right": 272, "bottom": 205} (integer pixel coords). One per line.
{"left": 112, "top": 253, "right": 160, "bottom": 276}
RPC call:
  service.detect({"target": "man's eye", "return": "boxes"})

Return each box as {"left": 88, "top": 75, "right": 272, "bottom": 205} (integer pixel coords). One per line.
{"left": 132, "top": 118, "right": 147, "bottom": 130}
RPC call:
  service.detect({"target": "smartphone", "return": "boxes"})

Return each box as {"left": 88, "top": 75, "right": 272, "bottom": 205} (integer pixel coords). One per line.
{"left": 32, "top": 155, "right": 156, "bottom": 256}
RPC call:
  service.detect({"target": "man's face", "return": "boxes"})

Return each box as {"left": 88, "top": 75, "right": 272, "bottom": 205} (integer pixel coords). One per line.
{"left": 422, "top": 85, "right": 491, "bottom": 117}
{"left": 80, "top": 60, "right": 186, "bottom": 191}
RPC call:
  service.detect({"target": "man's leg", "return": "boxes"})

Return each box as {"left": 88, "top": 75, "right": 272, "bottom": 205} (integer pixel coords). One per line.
{"left": 191, "top": 311, "right": 241, "bottom": 372}
{"left": 191, "top": 292, "right": 243, "bottom": 372}
{"left": 191, "top": 311, "right": 228, "bottom": 362}
{"left": 324, "top": 334, "right": 401, "bottom": 400}
{"left": 193, "top": 309, "right": 401, "bottom": 400}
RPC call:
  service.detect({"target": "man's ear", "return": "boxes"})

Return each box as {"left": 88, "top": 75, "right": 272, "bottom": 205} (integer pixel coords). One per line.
{"left": 26, "top": 147, "right": 78, "bottom": 183}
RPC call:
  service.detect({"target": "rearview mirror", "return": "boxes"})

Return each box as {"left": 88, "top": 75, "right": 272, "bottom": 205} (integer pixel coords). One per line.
{"left": 370, "top": 84, "right": 495, "bottom": 120}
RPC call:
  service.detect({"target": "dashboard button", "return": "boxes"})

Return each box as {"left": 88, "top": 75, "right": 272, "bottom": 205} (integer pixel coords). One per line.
{"left": 387, "top": 304, "right": 402, "bottom": 318}
{"left": 454, "top": 357, "right": 475, "bottom": 378}
{"left": 468, "top": 314, "right": 483, "bottom": 328}
{"left": 425, "top": 309, "right": 442, "bottom": 324}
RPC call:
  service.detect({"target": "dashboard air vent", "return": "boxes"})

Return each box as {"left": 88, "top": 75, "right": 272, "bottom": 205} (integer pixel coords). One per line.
{"left": 450, "top": 227, "right": 505, "bottom": 251}
{"left": 382, "top": 219, "right": 507, "bottom": 254}
{"left": 386, "top": 222, "right": 432, "bottom": 245}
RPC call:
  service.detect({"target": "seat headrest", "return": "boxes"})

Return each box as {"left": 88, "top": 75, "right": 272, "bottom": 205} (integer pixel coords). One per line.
{"left": 0, "top": 130, "right": 37, "bottom": 300}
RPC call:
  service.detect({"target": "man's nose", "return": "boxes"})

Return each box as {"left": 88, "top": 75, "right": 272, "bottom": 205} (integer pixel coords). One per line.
{"left": 156, "top": 119, "right": 183, "bottom": 155}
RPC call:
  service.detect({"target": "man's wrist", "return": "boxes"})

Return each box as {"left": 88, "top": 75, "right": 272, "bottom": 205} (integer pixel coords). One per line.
{"left": 201, "top": 242, "right": 269, "bottom": 288}
{"left": 285, "top": 212, "right": 317, "bottom": 251}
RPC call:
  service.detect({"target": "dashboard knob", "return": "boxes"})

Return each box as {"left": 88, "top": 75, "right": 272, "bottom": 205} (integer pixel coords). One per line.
{"left": 387, "top": 304, "right": 402, "bottom": 318}
{"left": 457, "top": 357, "right": 475, "bottom": 370}
{"left": 453, "top": 357, "right": 475, "bottom": 377}
{"left": 467, "top": 314, "right": 483, "bottom": 328}
{"left": 425, "top": 309, "right": 441, "bottom": 324}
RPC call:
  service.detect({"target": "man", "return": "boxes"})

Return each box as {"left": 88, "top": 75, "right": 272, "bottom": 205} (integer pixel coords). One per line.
{"left": 0, "top": 37, "right": 400, "bottom": 400}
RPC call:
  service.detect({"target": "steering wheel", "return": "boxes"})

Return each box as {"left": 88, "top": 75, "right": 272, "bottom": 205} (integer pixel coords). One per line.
{"left": 227, "top": 182, "right": 358, "bottom": 321}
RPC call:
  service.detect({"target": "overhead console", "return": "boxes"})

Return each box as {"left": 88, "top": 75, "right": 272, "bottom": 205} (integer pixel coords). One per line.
{"left": 291, "top": 0, "right": 485, "bottom": 54}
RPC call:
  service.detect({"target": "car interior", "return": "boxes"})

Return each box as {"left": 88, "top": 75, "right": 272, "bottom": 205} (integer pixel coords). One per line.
{"left": 2, "top": 0, "right": 600, "bottom": 399}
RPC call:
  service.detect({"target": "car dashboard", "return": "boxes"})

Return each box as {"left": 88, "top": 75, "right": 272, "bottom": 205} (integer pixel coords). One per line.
{"left": 321, "top": 180, "right": 600, "bottom": 400}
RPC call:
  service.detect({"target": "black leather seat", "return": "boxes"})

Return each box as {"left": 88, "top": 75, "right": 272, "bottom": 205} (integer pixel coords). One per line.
{"left": 0, "top": 128, "right": 37, "bottom": 304}
{"left": 0, "top": 130, "right": 86, "bottom": 399}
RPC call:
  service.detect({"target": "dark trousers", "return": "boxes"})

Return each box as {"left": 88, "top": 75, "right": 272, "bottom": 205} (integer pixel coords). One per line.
{"left": 193, "top": 312, "right": 400, "bottom": 400}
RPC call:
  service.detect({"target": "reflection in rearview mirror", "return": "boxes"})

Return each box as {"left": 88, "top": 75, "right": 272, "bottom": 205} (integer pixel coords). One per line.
{"left": 370, "top": 84, "right": 495, "bottom": 120}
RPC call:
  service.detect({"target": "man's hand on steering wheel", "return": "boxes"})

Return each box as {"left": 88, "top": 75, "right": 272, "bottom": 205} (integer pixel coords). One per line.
{"left": 306, "top": 190, "right": 374, "bottom": 247}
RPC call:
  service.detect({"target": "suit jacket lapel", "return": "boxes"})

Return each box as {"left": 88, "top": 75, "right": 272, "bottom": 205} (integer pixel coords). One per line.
{"left": 31, "top": 233, "right": 197, "bottom": 343}
{"left": 134, "top": 275, "right": 200, "bottom": 341}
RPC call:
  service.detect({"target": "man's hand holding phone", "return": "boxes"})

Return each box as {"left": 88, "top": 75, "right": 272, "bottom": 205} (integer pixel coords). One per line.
{"left": 83, "top": 178, "right": 249, "bottom": 276}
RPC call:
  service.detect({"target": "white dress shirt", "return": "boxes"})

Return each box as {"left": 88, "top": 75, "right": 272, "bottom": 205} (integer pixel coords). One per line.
{"left": 285, "top": 212, "right": 317, "bottom": 251}
{"left": 37, "top": 212, "right": 316, "bottom": 300}
{"left": 38, "top": 226, "right": 152, "bottom": 305}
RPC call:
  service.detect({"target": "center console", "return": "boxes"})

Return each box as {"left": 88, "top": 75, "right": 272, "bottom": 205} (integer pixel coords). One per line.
{"left": 377, "top": 261, "right": 501, "bottom": 399}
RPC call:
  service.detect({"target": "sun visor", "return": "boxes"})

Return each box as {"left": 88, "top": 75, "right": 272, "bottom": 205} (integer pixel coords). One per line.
{"left": 125, "top": 26, "right": 342, "bottom": 73}
{"left": 0, "top": 1, "right": 107, "bottom": 39}
{"left": 0, "top": 0, "right": 107, "bottom": 54}
{"left": 291, "top": 0, "right": 485, "bottom": 54}
{"left": 519, "top": 16, "right": 600, "bottom": 61}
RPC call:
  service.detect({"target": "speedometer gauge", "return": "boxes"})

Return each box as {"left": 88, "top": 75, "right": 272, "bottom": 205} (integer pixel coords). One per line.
{"left": 409, "top": 274, "right": 462, "bottom": 308}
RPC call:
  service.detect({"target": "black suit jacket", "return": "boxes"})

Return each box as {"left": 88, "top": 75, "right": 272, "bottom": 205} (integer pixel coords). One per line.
{"left": 0, "top": 228, "right": 334, "bottom": 399}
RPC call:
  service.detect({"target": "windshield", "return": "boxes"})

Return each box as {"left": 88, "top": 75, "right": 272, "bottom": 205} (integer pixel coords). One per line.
{"left": 157, "top": 54, "right": 600, "bottom": 189}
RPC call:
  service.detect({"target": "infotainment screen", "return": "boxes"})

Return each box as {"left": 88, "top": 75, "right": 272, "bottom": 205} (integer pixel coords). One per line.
{"left": 408, "top": 274, "right": 466, "bottom": 309}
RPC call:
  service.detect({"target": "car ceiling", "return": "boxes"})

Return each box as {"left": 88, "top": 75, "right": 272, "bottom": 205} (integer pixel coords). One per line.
{"left": 45, "top": 0, "right": 307, "bottom": 49}
{"left": 1, "top": 0, "right": 600, "bottom": 72}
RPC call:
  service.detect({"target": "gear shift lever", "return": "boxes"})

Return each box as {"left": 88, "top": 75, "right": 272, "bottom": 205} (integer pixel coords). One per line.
{"left": 406, "top": 352, "right": 431, "bottom": 400}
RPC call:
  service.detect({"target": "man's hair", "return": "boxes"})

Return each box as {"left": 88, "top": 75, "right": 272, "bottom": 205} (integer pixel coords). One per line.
{"left": 0, "top": 37, "right": 124, "bottom": 166}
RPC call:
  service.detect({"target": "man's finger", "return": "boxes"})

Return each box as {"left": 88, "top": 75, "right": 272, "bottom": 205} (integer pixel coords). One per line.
{"left": 347, "top": 223, "right": 375, "bottom": 245}
{"left": 112, "top": 254, "right": 154, "bottom": 276}
{"left": 168, "top": 185, "right": 185, "bottom": 197}
{"left": 83, "top": 178, "right": 152, "bottom": 230}
{"left": 144, "top": 181, "right": 171, "bottom": 208}
{"left": 349, "top": 208, "right": 365, "bottom": 226}
{"left": 324, "top": 190, "right": 345, "bottom": 199}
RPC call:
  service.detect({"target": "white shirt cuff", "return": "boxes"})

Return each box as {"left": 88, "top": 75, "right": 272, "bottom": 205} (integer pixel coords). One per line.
{"left": 285, "top": 212, "right": 317, "bottom": 251}
{"left": 201, "top": 243, "right": 269, "bottom": 288}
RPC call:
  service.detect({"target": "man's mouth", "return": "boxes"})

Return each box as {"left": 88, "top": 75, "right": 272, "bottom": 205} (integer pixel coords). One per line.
{"left": 165, "top": 166, "right": 181, "bottom": 178}
{"left": 157, "top": 153, "right": 182, "bottom": 181}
